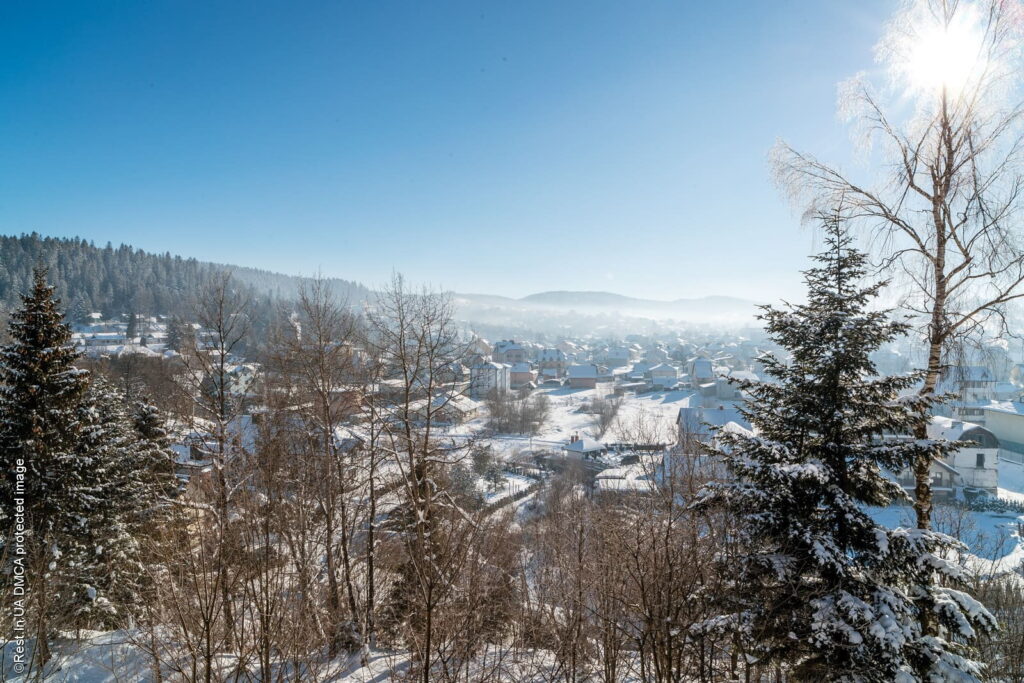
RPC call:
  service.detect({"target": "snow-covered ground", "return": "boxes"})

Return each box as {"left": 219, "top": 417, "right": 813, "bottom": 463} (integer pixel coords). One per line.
{"left": 444, "top": 386, "right": 701, "bottom": 461}
{"left": 869, "top": 459, "right": 1024, "bottom": 575}
{"left": 479, "top": 471, "right": 535, "bottom": 504}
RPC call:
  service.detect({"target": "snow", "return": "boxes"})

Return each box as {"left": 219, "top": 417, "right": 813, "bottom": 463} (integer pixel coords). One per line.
{"left": 867, "top": 458, "right": 1024, "bottom": 575}
{"left": 479, "top": 472, "right": 534, "bottom": 504}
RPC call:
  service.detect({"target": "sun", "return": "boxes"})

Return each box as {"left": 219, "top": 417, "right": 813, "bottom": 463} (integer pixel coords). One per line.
{"left": 900, "top": 4, "right": 988, "bottom": 97}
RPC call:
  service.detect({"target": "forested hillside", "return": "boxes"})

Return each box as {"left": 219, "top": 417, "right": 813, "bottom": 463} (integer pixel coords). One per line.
{"left": 0, "top": 233, "right": 372, "bottom": 321}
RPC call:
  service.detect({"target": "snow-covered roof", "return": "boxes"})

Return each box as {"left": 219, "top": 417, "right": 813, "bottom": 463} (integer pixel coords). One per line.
{"left": 728, "top": 370, "right": 759, "bottom": 382}
{"left": 927, "top": 416, "right": 998, "bottom": 448}
{"left": 677, "top": 406, "right": 752, "bottom": 433}
{"left": 510, "top": 362, "right": 533, "bottom": 373}
{"left": 564, "top": 437, "right": 605, "bottom": 453}
{"left": 567, "top": 364, "right": 599, "bottom": 379}
{"left": 648, "top": 363, "right": 677, "bottom": 374}
{"left": 984, "top": 400, "right": 1024, "bottom": 416}
{"left": 472, "top": 361, "right": 508, "bottom": 371}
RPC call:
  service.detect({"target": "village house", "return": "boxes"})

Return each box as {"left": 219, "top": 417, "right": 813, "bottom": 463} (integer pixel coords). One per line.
{"left": 468, "top": 336, "right": 492, "bottom": 359}
{"left": 538, "top": 347, "right": 568, "bottom": 372}
{"left": 602, "top": 346, "right": 634, "bottom": 368}
{"left": 716, "top": 369, "right": 759, "bottom": 400}
{"left": 982, "top": 401, "right": 1024, "bottom": 465}
{"left": 556, "top": 340, "right": 582, "bottom": 362}
{"left": 950, "top": 365, "right": 997, "bottom": 397}
{"left": 892, "top": 417, "right": 1000, "bottom": 497}
{"left": 406, "top": 394, "right": 481, "bottom": 424}
{"left": 563, "top": 433, "right": 607, "bottom": 459}
{"left": 648, "top": 363, "right": 678, "bottom": 389}
{"left": 469, "top": 361, "right": 510, "bottom": 399}
{"left": 509, "top": 362, "right": 538, "bottom": 388}
{"left": 492, "top": 340, "right": 527, "bottom": 364}
{"left": 688, "top": 356, "right": 716, "bottom": 388}
{"left": 567, "top": 363, "right": 605, "bottom": 389}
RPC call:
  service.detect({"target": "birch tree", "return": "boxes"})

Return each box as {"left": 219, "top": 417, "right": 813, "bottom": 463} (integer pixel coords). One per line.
{"left": 773, "top": 0, "right": 1024, "bottom": 528}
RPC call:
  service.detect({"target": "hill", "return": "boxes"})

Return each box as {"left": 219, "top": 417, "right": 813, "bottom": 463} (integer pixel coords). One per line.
{"left": 0, "top": 233, "right": 372, "bottom": 321}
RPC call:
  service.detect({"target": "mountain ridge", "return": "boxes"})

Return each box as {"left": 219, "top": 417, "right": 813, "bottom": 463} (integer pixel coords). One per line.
{"left": 1, "top": 232, "right": 759, "bottom": 324}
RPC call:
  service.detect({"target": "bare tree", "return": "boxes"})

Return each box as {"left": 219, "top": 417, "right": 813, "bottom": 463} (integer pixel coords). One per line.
{"left": 268, "top": 276, "right": 364, "bottom": 654}
{"left": 170, "top": 271, "right": 253, "bottom": 673}
{"left": 363, "top": 274, "right": 481, "bottom": 682}
{"left": 773, "top": 0, "right": 1024, "bottom": 528}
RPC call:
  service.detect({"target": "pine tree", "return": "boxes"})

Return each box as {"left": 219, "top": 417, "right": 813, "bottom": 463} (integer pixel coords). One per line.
{"left": 692, "top": 217, "right": 996, "bottom": 681}
{"left": 0, "top": 267, "right": 93, "bottom": 666}
{"left": 126, "top": 312, "right": 138, "bottom": 342}
{"left": 166, "top": 317, "right": 187, "bottom": 353}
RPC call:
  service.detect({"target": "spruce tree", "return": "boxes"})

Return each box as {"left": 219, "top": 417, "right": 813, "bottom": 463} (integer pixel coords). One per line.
{"left": 0, "top": 267, "right": 92, "bottom": 666}
{"left": 70, "top": 381, "right": 179, "bottom": 627}
{"left": 125, "top": 313, "right": 138, "bottom": 342}
{"left": 692, "top": 218, "right": 996, "bottom": 681}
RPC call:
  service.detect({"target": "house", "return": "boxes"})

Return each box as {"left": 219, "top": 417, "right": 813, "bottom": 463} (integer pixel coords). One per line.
{"left": 982, "top": 401, "right": 1024, "bottom": 465}
{"left": 567, "top": 364, "right": 604, "bottom": 389}
{"left": 509, "top": 362, "right": 538, "bottom": 388}
{"left": 677, "top": 405, "right": 752, "bottom": 445}
{"left": 563, "top": 434, "right": 606, "bottom": 459}
{"left": 930, "top": 417, "right": 1000, "bottom": 492}
{"left": 892, "top": 417, "right": 1000, "bottom": 496}
{"left": 993, "top": 381, "right": 1022, "bottom": 401}
{"left": 538, "top": 348, "right": 567, "bottom": 371}
{"left": 717, "top": 369, "right": 759, "bottom": 400}
{"left": 492, "top": 340, "right": 527, "bottom": 364}
{"left": 556, "top": 340, "right": 582, "bottom": 362}
{"left": 688, "top": 357, "right": 716, "bottom": 386}
{"left": 468, "top": 337, "right": 492, "bottom": 358}
{"left": 470, "top": 362, "right": 510, "bottom": 399}
{"left": 631, "top": 361, "right": 655, "bottom": 378}
{"left": 648, "top": 363, "right": 678, "bottom": 388}
{"left": 602, "top": 347, "right": 633, "bottom": 368}
{"left": 411, "top": 394, "right": 480, "bottom": 423}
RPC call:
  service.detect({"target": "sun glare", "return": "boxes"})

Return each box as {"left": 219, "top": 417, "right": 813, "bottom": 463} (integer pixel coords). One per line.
{"left": 901, "top": 4, "right": 987, "bottom": 96}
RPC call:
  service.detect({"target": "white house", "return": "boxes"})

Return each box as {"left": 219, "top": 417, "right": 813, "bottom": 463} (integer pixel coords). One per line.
{"left": 563, "top": 434, "right": 606, "bottom": 459}
{"left": 688, "top": 357, "right": 716, "bottom": 389}
{"left": 982, "top": 401, "right": 1024, "bottom": 465}
{"left": 470, "top": 362, "right": 510, "bottom": 399}
{"left": 938, "top": 366, "right": 997, "bottom": 424}
{"left": 602, "top": 347, "right": 633, "bottom": 368}
{"left": 648, "top": 363, "right": 678, "bottom": 388}
{"left": 893, "top": 417, "right": 1000, "bottom": 496}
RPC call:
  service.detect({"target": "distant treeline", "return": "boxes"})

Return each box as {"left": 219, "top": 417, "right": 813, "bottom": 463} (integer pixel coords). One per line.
{"left": 0, "top": 233, "right": 373, "bottom": 323}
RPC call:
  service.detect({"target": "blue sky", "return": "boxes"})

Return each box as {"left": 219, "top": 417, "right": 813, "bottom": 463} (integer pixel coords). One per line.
{"left": 0, "top": 0, "right": 893, "bottom": 301}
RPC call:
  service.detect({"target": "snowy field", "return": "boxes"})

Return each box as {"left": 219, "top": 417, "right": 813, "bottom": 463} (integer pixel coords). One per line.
{"left": 443, "top": 386, "right": 702, "bottom": 461}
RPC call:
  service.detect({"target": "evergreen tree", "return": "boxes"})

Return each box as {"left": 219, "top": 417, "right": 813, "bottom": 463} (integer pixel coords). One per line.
{"left": 131, "top": 396, "right": 180, "bottom": 505}
{"left": 0, "top": 269, "right": 181, "bottom": 662}
{"left": 166, "top": 317, "right": 187, "bottom": 353}
{"left": 693, "top": 218, "right": 996, "bottom": 681}
{"left": 70, "top": 378, "right": 138, "bottom": 627}
{"left": 0, "top": 267, "right": 93, "bottom": 666}
{"left": 71, "top": 382, "right": 179, "bottom": 627}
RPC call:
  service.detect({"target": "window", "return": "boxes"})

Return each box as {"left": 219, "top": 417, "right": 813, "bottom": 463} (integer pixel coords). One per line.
{"left": 976, "top": 452, "right": 986, "bottom": 469}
